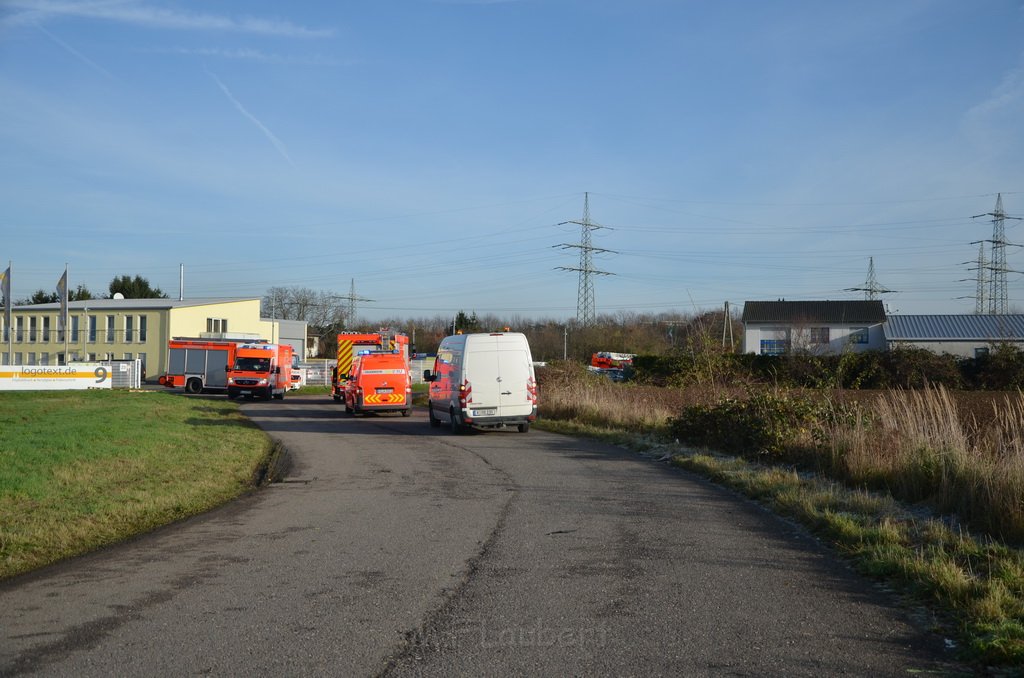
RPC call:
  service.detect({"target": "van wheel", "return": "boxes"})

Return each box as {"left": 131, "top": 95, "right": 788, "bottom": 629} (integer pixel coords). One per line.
{"left": 185, "top": 378, "right": 202, "bottom": 394}
{"left": 344, "top": 403, "right": 353, "bottom": 414}
{"left": 517, "top": 423, "right": 530, "bottom": 433}
{"left": 401, "top": 408, "right": 411, "bottom": 418}
{"left": 428, "top": 406, "right": 441, "bottom": 428}
{"left": 449, "top": 409, "right": 464, "bottom": 435}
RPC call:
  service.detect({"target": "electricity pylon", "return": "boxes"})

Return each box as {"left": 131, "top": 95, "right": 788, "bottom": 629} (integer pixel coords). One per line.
{"left": 555, "top": 192, "right": 615, "bottom": 325}
{"left": 972, "top": 194, "right": 1022, "bottom": 315}
{"left": 845, "top": 257, "right": 894, "bottom": 300}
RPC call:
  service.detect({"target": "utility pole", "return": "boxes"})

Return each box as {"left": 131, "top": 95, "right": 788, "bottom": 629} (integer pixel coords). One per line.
{"left": 722, "top": 301, "right": 734, "bottom": 350}
{"left": 845, "top": 257, "right": 895, "bottom": 300}
{"left": 555, "top": 192, "right": 615, "bottom": 325}
{"left": 972, "top": 194, "right": 1022, "bottom": 315}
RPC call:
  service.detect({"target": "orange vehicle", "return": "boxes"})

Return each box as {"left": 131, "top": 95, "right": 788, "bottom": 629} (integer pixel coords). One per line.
{"left": 332, "top": 330, "right": 409, "bottom": 401}
{"left": 226, "top": 343, "right": 293, "bottom": 401}
{"left": 344, "top": 349, "right": 411, "bottom": 416}
{"left": 160, "top": 337, "right": 264, "bottom": 394}
{"left": 590, "top": 351, "right": 635, "bottom": 370}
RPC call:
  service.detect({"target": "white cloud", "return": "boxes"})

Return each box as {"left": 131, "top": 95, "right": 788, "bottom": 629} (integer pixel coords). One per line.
{"left": 2, "top": 0, "right": 334, "bottom": 38}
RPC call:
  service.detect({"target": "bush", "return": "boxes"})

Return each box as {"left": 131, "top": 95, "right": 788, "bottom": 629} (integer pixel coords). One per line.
{"left": 669, "top": 391, "right": 835, "bottom": 459}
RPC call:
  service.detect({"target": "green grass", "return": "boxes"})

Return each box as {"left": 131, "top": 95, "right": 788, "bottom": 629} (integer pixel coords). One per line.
{"left": 0, "top": 390, "right": 274, "bottom": 580}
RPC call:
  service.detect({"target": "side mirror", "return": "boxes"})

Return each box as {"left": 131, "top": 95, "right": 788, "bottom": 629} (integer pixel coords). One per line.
{"left": 423, "top": 370, "right": 434, "bottom": 382}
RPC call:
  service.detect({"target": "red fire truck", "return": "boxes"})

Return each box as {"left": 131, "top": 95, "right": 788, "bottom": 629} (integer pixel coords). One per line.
{"left": 332, "top": 330, "right": 409, "bottom": 401}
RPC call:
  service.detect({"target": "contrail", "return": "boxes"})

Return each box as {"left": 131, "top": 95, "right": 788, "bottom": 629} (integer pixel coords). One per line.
{"left": 207, "top": 70, "right": 294, "bottom": 166}
{"left": 35, "top": 23, "right": 114, "bottom": 79}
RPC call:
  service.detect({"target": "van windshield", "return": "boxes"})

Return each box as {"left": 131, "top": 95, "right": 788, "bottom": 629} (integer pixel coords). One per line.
{"left": 234, "top": 357, "right": 271, "bottom": 372}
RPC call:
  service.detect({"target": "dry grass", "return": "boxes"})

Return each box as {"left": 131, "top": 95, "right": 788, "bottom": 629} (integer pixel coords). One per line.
{"left": 829, "top": 386, "right": 1024, "bottom": 543}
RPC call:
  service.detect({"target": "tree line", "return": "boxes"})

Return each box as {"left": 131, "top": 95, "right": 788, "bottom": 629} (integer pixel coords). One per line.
{"left": 18, "top": 275, "right": 167, "bottom": 305}
{"left": 262, "top": 286, "right": 740, "bottom": 361}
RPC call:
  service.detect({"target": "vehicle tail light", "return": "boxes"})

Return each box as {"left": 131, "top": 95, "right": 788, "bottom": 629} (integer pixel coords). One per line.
{"left": 458, "top": 379, "right": 471, "bottom": 408}
{"left": 527, "top": 376, "right": 538, "bottom": 405}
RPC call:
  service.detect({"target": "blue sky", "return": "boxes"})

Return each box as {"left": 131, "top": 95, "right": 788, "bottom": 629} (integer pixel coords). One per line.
{"left": 2, "top": 0, "right": 1023, "bottom": 321}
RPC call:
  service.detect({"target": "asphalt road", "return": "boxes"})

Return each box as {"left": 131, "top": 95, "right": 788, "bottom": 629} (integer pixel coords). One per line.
{"left": 1, "top": 396, "right": 961, "bottom": 676}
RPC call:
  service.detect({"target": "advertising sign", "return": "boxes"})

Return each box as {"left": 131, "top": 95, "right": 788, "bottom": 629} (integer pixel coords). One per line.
{"left": 0, "top": 364, "right": 113, "bottom": 391}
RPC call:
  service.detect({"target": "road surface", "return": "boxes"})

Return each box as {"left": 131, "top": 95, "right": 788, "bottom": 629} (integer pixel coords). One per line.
{"left": 0, "top": 396, "right": 959, "bottom": 676}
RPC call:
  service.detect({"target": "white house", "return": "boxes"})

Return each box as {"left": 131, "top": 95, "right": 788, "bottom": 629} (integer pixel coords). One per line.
{"left": 741, "top": 300, "right": 887, "bottom": 355}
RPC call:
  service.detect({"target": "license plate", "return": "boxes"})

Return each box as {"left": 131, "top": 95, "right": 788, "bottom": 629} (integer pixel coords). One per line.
{"left": 376, "top": 387, "right": 393, "bottom": 394}
{"left": 473, "top": 408, "right": 496, "bottom": 416}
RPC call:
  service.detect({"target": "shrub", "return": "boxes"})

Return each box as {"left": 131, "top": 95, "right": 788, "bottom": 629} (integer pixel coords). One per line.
{"left": 669, "top": 391, "right": 837, "bottom": 459}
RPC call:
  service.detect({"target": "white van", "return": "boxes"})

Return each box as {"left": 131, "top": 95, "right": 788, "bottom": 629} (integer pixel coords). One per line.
{"left": 423, "top": 332, "right": 538, "bottom": 433}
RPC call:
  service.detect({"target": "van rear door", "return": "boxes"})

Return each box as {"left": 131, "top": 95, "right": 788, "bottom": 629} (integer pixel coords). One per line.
{"left": 495, "top": 339, "right": 533, "bottom": 417}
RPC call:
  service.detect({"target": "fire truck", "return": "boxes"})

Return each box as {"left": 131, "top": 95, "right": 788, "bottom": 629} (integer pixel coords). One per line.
{"left": 332, "top": 330, "right": 409, "bottom": 401}
{"left": 226, "top": 343, "right": 293, "bottom": 401}
{"left": 160, "top": 337, "right": 266, "bottom": 394}
{"left": 344, "top": 350, "right": 412, "bottom": 417}
{"left": 590, "top": 351, "right": 635, "bottom": 370}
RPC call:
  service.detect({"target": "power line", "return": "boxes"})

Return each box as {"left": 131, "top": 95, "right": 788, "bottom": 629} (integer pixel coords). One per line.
{"left": 554, "top": 192, "right": 616, "bottom": 325}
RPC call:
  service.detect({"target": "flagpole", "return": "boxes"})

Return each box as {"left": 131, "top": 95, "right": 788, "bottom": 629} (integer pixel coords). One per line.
{"left": 6, "top": 261, "right": 12, "bottom": 363}
{"left": 63, "top": 264, "right": 70, "bottom": 363}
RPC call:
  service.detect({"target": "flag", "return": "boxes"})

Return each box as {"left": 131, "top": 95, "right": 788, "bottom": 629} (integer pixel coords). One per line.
{"left": 1, "top": 265, "right": 9, "bottom": 344}
{"left": 56, "top": 268, "right": 68, "bottom": 334}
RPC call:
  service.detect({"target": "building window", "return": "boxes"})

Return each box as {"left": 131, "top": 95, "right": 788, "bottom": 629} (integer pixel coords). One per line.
{"left": 71, "top": 316, "right": 80, "bottom": 342}
{"left": 124, "top": 352, "right": 133, "bottom": 360}
{"left": 88, "top": 315, "right": 97, "bottom": 343}
{"left": 27, "top": 352, "right": 36, "bottom": 365}
{"left": 849, "top": 328, "right": 869, "bottom": 344}
{"left": 105, "top": 315, "right": 115, "bottom": 342}
{"left": 207, "top": 317, "right": 228, "bottom": 334}
{"left": 760, "top": 339, "right": 789, "bottom": 355}
{"left": 40, "top": 352, "right": 50, "bottom": 365}
{"left": 125, "top": 315, "right": 134, "bottom": 343}
{"left": 14, "top": 352, "right": 22, "bottom": 365}
{"left": 29, "top": 317, "right": 37, "bottom": 342}
{"left": 15, "top": 317, "right": 24, "bottom": 342}
{"left": 810, "top": 327, "right": 830, "bottom": 344}
{"left": 975, "top": 347, "right": 990, "bottom": 359}
{"left": 139, "top": 316, "right": 148, "bottom": 342}
{"left": 42, "top": 316, "right": 50, "bottom": 343}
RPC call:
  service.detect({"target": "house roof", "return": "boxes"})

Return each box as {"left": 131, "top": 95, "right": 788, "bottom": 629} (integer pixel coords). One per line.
{"left": 14, "top": 298, "right": 259, "bottom": 311}
{"left": 741, "top": 300, "right": 886, "bottom": 324}
{"left": 884, "top": 314, "right": 1024, "bottom": 341}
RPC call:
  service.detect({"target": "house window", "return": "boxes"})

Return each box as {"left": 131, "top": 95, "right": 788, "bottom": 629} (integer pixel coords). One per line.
{"left": 88, "top": 315, "right": 97, "bottom": 343}
{"left": 125, "top": 315, "right": 134, "bottom": 343}
{"left": 71, "top": 316, "right": 80, "bottom": 342}
{"left": 849, "top": 328, "right": 869, "bottom": 344}
{"left": 760, "top": 339, "right": 789, "bottom": 355}
{"left": 29, "top": 317, "right": 37, "bottom": 342}
{"left": 207, "top": 318, "right": 228, "bottom": 334}
{"left": 27, "top": 352, "right": 36, "bottom": 365}
{"left": 139, "top": 315, "right": 148, "bottom": 342}
{"left": 105, "top": 315, "right": 115, "bottom": 342}
{"left": 810, "top": 327, "right": 830, "bottom": 344}
{"left": 42, "top": 317, "right": 50, "bottom": 343}
{"left": 15, "top": 317, "right": 24, "bottom": 342}
{"left": 13, "top": 352, "right": 22, "bottom": 365}
{"left": 40, "top": 352, "right": 50, "bottom": 365}
{"left": 975, "top": 347, "right": 990, "bottom": 359}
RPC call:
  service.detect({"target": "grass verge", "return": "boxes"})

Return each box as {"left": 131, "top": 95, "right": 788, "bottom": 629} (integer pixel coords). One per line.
{"left": 0, "top": 390, "right": 274, "bottom": 580}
